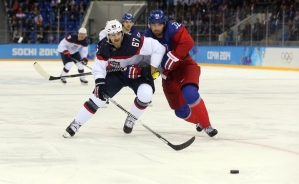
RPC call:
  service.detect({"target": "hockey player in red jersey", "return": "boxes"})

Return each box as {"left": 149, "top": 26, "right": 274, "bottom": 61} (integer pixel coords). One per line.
{"left": 143, "top": 10, "right": 218, "bottom": 137}
{"left": 63, "top": 20, "right": 165, "bottom": 137}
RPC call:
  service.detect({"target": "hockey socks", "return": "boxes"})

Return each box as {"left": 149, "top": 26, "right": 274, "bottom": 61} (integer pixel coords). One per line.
{"left": 74, "top": 97, "right": 106, "bottom": 128}
{"left": 61, "top": 62, "right": 73, "bottom": 76}
{"left": 175, "top": 102, "right": 209, "bottom": 128}
{"left": 189, "top": 98, "right": 211, "bottom": 128}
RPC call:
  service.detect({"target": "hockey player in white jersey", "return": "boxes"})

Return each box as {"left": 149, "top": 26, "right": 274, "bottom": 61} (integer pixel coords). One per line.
{"left": 63, "top": 20, "right": 165, "bottom": 138}
{"left": 99, "top": 21, "right": 108, "bottom": 41}
{"left": 99, "top": 17, "right": 144, "bottom": 108}
{"left": 58, "top": 27, "right": 89, "bottom": 84}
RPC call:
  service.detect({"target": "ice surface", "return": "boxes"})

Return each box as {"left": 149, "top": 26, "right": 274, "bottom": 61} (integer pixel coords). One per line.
{"left": 0, "top": 61, "right": 298, "bottom": 184}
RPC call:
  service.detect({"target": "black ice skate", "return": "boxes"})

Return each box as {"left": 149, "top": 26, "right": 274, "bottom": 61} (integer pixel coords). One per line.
{"left": 61, "top": 77, "right": 67, "bottom": 84}
{"left": 204, "top": 126, "right": 218, "bottom": 138}
{"left": 123, "top": 115, "right": 135, "bottom": 134}
{"left": 80, "top": 78, "right": 88, "bottom": 84}
{"left": 195, "top": 123, "right": 203, "bottom": 132}
{"left": 63, "top": 120, "right": 81, "bottom": 138}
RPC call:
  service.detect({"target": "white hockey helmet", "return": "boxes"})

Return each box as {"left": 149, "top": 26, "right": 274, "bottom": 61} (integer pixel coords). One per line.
{"left": 78, "top": 27, "right": 87, "bottom": 34}
{"left": 105, "top": 19, "right": 122, "bottom": 36}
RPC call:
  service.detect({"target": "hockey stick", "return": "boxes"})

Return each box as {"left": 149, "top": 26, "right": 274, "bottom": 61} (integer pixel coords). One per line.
{"left": 104, "top": 95, "right": 195, "bottom": 151}
{"left": 33, "top": 62, "right": 122, "bottom": 81}
{"left": 71, "top": 57, "right": 92, "bottom": 70}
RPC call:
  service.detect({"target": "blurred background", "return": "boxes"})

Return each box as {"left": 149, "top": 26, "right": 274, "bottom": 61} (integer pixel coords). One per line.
{"left": 2, "top": 0, "right": 299, "bottom": 46}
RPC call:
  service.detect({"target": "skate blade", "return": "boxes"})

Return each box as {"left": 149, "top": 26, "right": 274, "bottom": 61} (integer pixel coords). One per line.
{"left": 212, "top": 135, "right": 218, "bottom": 140}
{"left": 63, "top": 132, "right": 72, "bottom": 138}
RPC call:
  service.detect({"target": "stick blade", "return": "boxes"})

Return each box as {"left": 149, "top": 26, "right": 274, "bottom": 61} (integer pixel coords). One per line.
{"left": 33, "top": 62, "right": 51, "bottom": 80}
{"left": 168, "top": 136, "right": 195, "bottom": 151}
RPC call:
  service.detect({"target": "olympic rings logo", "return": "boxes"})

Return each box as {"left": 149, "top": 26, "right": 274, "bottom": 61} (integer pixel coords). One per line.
{"left": 281, "top": 52, "right": 293, "bottom": 63}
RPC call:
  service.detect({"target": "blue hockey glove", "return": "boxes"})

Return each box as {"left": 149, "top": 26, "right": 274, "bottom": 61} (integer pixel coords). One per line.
{"left": 94, "top": 78, "right": 109, "bottom": 101}
{"left": 161, "top": 51, "right": 180, "bottom": 70}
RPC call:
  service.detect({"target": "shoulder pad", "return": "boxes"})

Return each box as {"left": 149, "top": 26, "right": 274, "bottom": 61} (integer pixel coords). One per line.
{"left": 97, "top": 39, "right": 112, "bottom": 58}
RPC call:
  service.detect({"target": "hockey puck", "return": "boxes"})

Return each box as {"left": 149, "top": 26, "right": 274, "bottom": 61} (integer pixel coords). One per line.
{"left": 230, "top": 170, "right": 239, "bottom": 174}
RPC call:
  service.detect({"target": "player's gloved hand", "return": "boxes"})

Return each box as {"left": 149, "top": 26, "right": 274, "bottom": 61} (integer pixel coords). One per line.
{"left": 161, "top": 51, "right": 180, "bottom": 70}
{"left": 94, "top": 78, "right": 109, "bottom": 101}
{"left": 81, "top": 57, "right": 88, "bottom": 65}
{"left": 141, "top": 65, "right": 161, "bottom": 81}
{"left": 62, "top": 50, "right": 70, "bottom": 58}
{"left": 123, "top": 65, "right": 141, "bottom": 79}
{"left": 151, "top": 70, "right": 160, "bottom": 80}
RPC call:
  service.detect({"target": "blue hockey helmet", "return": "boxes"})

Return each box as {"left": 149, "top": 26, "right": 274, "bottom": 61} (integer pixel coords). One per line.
{"left": 122, "top": 13, "right": 134, "bottom": 22}
{"left": 148, "top": 10, "right": 166, "bottom": 24}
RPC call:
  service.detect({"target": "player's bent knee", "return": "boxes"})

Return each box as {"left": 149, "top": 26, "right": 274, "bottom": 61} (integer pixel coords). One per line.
{"left": 89, "top": 94, "right": 108, "bottom": 108}
{"left": 181, "top": 84, "right": 200, "bottom": 104}
{"left": 135, "top": 97, "right": 149, "bottom": 109}
{"left": 137, "top": 83, "right": 153, "bottom": 103}
{"left": 65, "top": 62, "right": 73, "bottom": 68}
{"left": 84, "top": 98, "right": 99, "bottom": 113}
{"left": 75, "top": 62, "right": 84, "bottom": 70}
{"left": 174, "top": 103, "right": 191, "bottom": 119}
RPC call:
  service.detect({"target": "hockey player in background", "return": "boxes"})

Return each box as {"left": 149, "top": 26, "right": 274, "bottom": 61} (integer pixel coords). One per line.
{"left": 121, "top": 13, "right": 140, "bottom": 37}
{"left": 63, "top": 19, "right": 165, "bottom": 138}
{"left": 98, "top": 13, "right": 140, "bottom": 41}
{"left": 143, "top": 10, "right": 218, "bottom": 138}
{"left": 58, "top": 27, "right": 89, "bottom": 84}
{"left": 99, "top": 21, "right": 109, "bottom": 41}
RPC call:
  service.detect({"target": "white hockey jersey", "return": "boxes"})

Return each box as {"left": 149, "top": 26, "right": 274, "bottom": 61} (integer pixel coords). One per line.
{"left": 99, "top": 29, "right": 106, "bottom": 41}
{"left": 92, "top": 34, "right": 165, "bottom": 80}
{"left": 58, "top": 34, "right": 88, "bottom": 58}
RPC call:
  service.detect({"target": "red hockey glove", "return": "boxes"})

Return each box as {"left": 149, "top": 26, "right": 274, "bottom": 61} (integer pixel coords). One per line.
{"left": 81, "top": 57, "right": 88, "bottom": 65}
{"left": 123, "top": 65, "right": 142, "bottom": 79}
{"left": 161, "top": 51, "right": 180, "bottom": 70}
{"left": 62, "top": 50, "right": 70, "bottom": 58}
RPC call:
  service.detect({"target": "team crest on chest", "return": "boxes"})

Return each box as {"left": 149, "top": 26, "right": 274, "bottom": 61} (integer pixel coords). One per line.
{"left": 109, "top": 61, "right": 121, "bottom": 69}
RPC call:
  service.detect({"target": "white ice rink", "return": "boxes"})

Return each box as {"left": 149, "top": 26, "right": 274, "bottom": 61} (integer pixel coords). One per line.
{"left": 0, "top": 61, "right": 299, "bottom": 184}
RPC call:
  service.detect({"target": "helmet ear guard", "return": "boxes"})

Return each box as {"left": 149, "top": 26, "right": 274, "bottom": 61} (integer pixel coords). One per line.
{"left": 148, "top": 10, "right": 166, "bottom": 28}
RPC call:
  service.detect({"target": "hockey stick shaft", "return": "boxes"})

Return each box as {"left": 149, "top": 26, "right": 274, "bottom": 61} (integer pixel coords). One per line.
{"left": 33, "top": 62, "right": 123, "bottom": 81}
{"left": 71, "top": 57, "right": 93, "bottom": 70}
{"left": 104, "top": 95, "right": 195, "bottom": 151}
